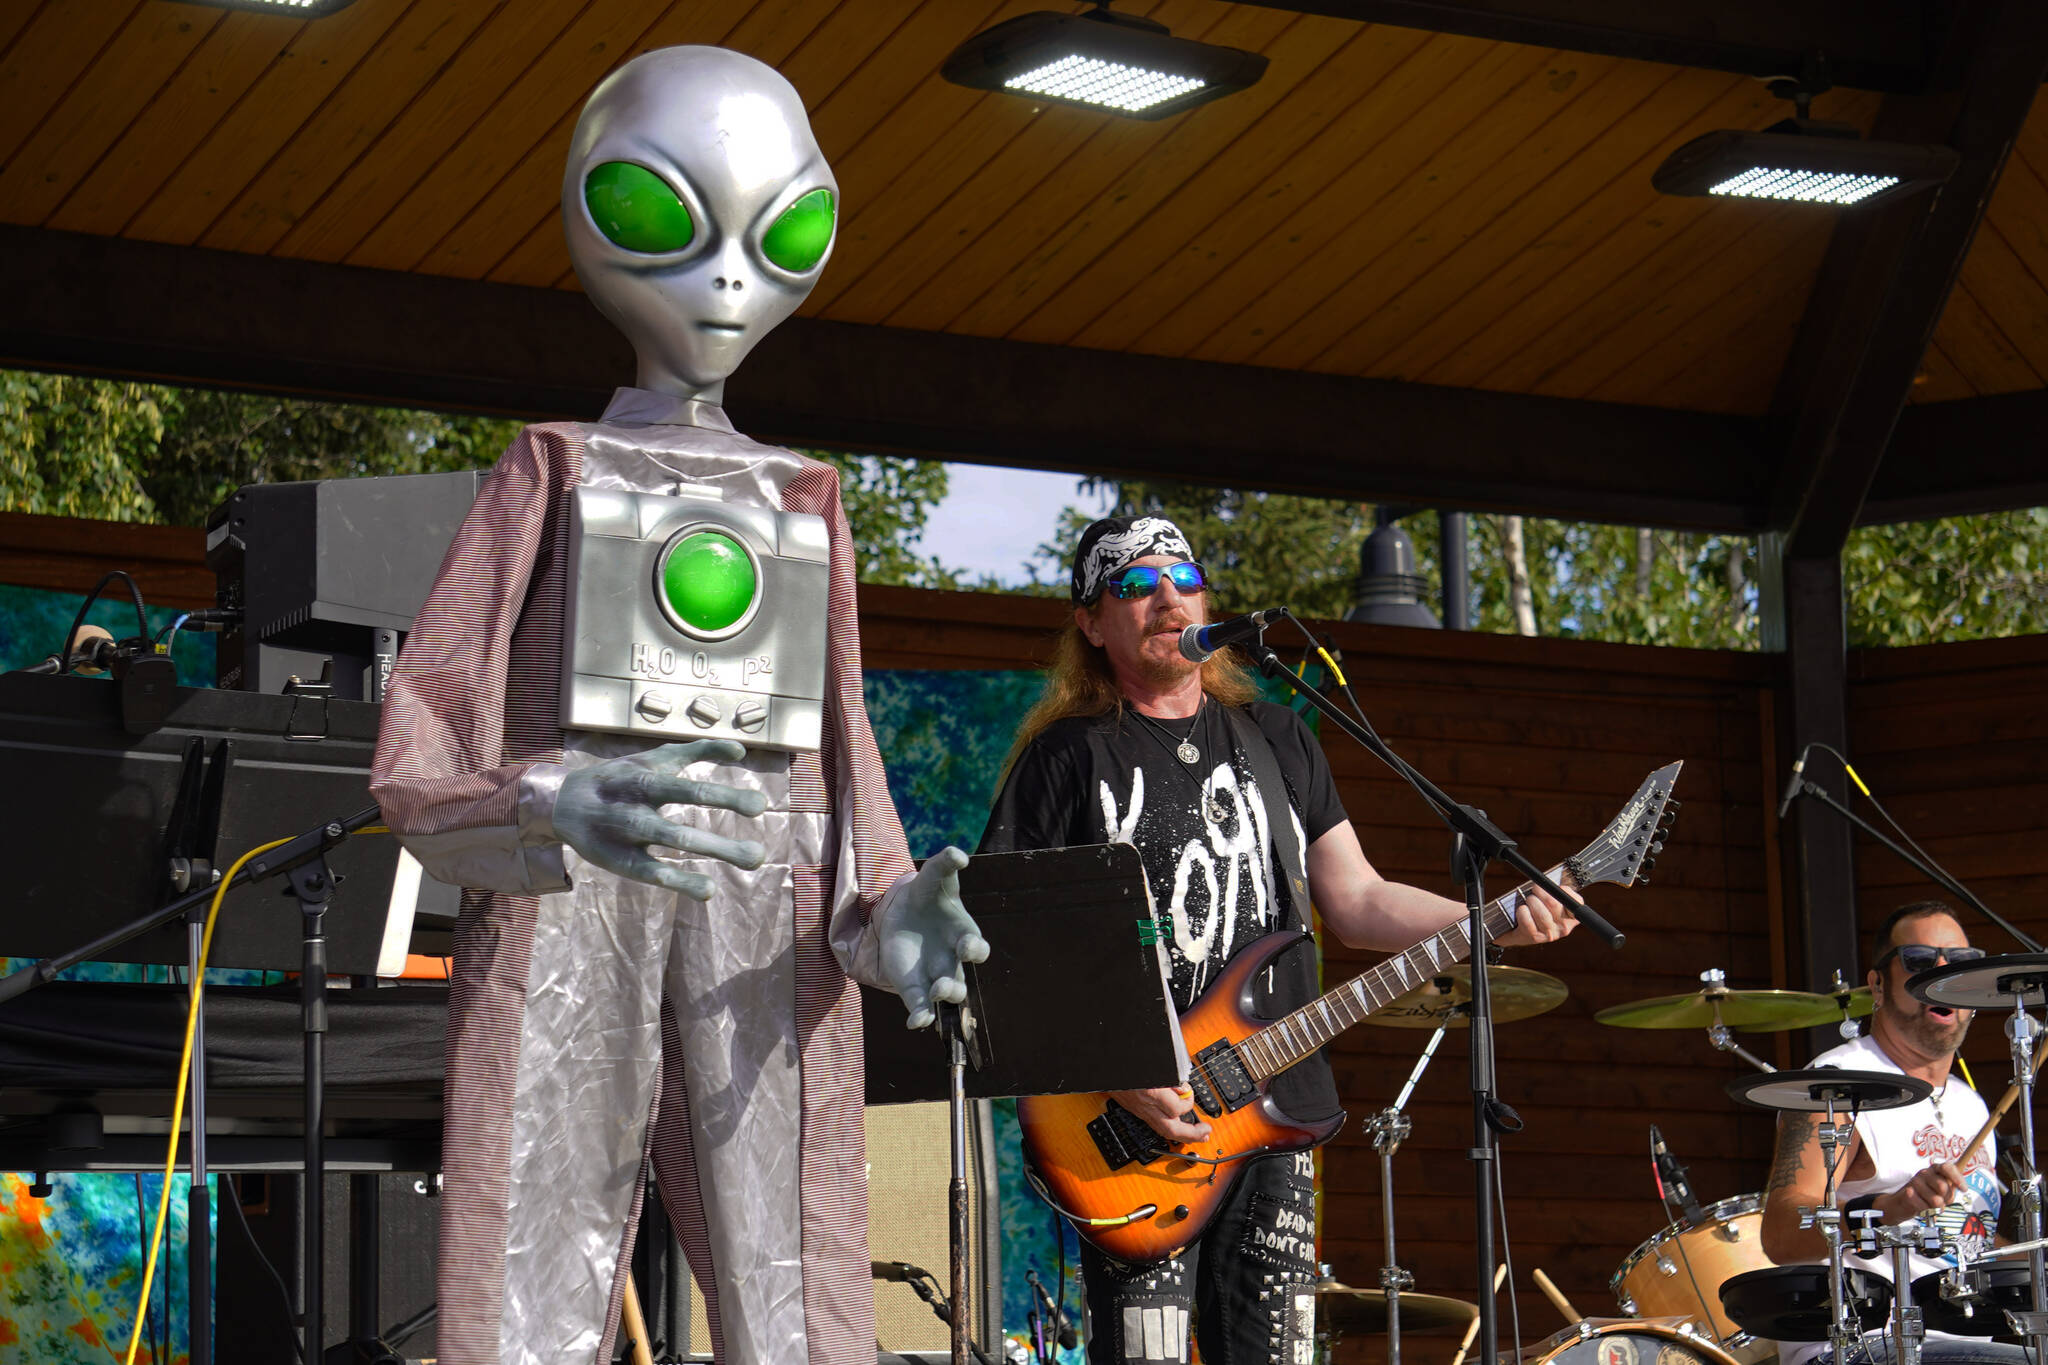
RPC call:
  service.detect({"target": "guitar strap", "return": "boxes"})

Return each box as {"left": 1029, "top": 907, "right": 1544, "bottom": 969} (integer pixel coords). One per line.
{"left": 1216, "top": 701, "right": 1310, "bottom": 932}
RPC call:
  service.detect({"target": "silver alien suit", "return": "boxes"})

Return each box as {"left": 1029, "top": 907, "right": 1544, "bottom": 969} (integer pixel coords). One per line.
{"left": 371, "top": 48, "right": 948, "bottom": 1365}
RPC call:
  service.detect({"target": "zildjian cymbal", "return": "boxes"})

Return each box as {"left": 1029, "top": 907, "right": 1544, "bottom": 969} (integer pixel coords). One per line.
{"left": 1364, "top": 965, "right": 1569, "bottom": 1028}
{"left": 1595, "top": 985, "right": 1848, "bottom": 1031}
{"left": 1314, "top": 1285, "right": 1479, "bottom": 1333}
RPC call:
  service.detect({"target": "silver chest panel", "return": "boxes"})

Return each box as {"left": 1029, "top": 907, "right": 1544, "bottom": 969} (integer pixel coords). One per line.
{"left": 563, "top": 484, "right": 829, "bottom": 752}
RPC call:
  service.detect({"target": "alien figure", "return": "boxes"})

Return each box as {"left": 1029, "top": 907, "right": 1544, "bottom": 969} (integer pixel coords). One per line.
{"left": 370, "top": 47, "right": 986, "bottom": 1365}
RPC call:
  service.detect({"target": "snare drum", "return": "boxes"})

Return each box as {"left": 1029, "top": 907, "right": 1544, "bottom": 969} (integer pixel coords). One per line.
{"left": 1614, "top": 1194, "right": 1775, "bottom": 1355}
{"left": 1519, "top": 1318, "right": 1744, "bottom": 1365}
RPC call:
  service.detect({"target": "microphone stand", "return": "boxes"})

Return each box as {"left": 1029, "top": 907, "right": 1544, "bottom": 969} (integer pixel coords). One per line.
{"left": 1783, "top": 777, "right": 2041, "bottom": 951}
{"left": 1245, "top": 634, "right": 1623, "bottom": 1365}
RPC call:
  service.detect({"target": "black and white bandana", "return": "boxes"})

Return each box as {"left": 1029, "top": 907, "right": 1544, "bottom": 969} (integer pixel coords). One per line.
{"left": 1070, "top": 515, "right": 1196, "bottom": 604}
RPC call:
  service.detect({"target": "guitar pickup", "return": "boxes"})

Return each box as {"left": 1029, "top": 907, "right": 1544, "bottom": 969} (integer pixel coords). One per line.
{"left": 1088, "top": 1101, "right": 1169, "bottom": 1171}
{"left": 1194, "top": 1040, "right": 1258, "bottom": 1112}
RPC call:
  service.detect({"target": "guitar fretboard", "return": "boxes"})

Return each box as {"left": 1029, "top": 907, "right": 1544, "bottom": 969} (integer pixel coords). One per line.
{"left": 1235, "top": 863, "right": 1566, "bottom": 1080}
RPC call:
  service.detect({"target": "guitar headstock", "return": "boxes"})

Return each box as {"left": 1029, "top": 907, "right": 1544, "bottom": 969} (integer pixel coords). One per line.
{"left": 1564, "top": 761, "right": 1683, "bottom": 890}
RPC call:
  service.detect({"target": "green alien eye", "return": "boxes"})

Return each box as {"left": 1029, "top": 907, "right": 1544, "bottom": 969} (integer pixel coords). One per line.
{"left": 761, "top": 189, "right": 835, "bottom": 272}
{"left": 584, "top": 161, "right": 695, "bottom": 254}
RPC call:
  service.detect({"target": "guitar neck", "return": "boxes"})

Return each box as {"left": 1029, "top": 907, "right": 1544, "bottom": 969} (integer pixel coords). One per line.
{"left": 1237, "top": 864, "right": 1564, "bottom": 1081}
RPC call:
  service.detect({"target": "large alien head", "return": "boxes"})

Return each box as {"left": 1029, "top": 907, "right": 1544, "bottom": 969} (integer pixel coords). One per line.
{"left": 564, "top": 47, "right": 838, "bottom": 402}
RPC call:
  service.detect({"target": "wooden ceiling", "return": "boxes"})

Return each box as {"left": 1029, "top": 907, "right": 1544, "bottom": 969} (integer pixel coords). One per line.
{"left": 4, "top": 0, "right": 2040, "bottom": 413}
{"left": 2, "top": 0, "right": 2045, "bottom": 535}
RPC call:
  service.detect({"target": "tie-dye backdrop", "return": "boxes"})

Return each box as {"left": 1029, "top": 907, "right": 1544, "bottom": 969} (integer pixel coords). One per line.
{"left": 0, "top": 585, "right": 1314, "bottom": 1362}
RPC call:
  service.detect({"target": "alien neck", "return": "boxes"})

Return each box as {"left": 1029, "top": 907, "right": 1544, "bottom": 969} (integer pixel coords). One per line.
{"left": 633, "top": 360, "right": 726, "bottom": 408}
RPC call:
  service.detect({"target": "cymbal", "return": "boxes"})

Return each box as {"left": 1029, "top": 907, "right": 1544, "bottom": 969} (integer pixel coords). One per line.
{"left": 1315, "top": 1285, "right": 1479, "bottom": 1333}
{"left": 1737, "top": 985, "right": 1873, "bottom": 1033}
{"left": 1594, "top": 986, "right": 1846, "bottom": 1032}
{"left": 1910, "top": 953, "right": 2048, "bottom": 1010}
{"left": 1365, "top": 965, "right": 1568, "bottom": 1028}
{"left": 1726, "top": 1067, "right": 1933, "bottom": 1114}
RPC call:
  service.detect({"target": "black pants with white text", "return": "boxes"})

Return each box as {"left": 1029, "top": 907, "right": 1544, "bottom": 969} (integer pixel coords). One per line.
{"left": 1078, "top": 1151, "right": 1320, "bottom": 1365}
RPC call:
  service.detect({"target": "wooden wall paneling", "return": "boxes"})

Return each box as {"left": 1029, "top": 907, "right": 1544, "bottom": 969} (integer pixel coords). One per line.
{"left": 773, "top": 0, "right": 926, "bottom": 116}
{"left": 0, "top": 3, "right": 231, "bottom": 225}
{"left": 1924, "top": 282, "right": 2045, "bottom": 394}
{"left": 872, "top": 2, "right": 1305, "bottom": 334}
{"left": 1953, "top": 225, "right": 2048, "bottom": 381}
{"left": 1907, "top": 343, "right": 1978, "bottom": 403}
{"left": 1296, "top": 55, "right": 1679, "bottom": 378}
{"left": 345, "top": 0, "right": 719, "bottom": 274}
{"left": 1979, "top": 147, "right": 2048, "bottom": 290}
{"left": 803, "top": 0, "right": 1007, "bottom": 186}
{"left": 1392, "top": 72, "right": 1768, "bottom": 388}
{"left": 54, "top": 3, "right": 402, "bottom": 240}
{"left": 799, "top": 1, "right": 1049, "bottom": 312}
{"left": 1249, "top": 52, "right": 1677, "bottom": 374}
{"left": 997, "top": 19, "right": 1434, "bottom": 351}
{"left": 0, "top": 0, "right": 158, "bottom": 180}
{"left": 1181, "top": 38, "right": 1568, "bottom": 369}
{"left": 189, "top": 0, "right": 501, "bottom": 255}
{"left": 0, "top": 0, "right": 58, "bottom": 60}
{"left": 38, "top": 11, "right": 312, "bottom": 231}
{"left": 1579, "top": 224, "right": 1836, "bottom": 411}
{"left": 270, "top": 3, "right": 604, "bottom": 263}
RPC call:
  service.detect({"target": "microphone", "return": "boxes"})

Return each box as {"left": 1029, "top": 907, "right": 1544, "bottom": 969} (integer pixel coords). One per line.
{"left": 872, "top": 1260, "right": 932, "bottom": 1284}
{"left": 1776, "top": 746, "right": 1812, "bottom": 820}
{"left": 1178, "top": 607, "right": 1286, "bottom": 663}
{"left": 1025, "top": 1269, "right": 1078, "bottom": 1350}
{"left": 18, "top": 624, "right": 116, "bottom": 675}
{"left": 1650, "top": 1125, "right": 1703, "bottom": 1220}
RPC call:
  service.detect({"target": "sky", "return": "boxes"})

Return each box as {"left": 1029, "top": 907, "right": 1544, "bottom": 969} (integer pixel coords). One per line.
{"left": 913, "top": 462, "right": 1115, "bottom": 587}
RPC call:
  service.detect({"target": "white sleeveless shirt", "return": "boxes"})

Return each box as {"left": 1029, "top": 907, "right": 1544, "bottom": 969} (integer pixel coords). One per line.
{"left": 1781, "top": 1033, "right": 2000, "bottom": 1365}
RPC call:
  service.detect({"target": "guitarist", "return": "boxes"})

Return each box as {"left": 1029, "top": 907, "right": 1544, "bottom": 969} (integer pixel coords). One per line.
{"left": 978, "top": 515, "right": 1580, "bottom": 1365}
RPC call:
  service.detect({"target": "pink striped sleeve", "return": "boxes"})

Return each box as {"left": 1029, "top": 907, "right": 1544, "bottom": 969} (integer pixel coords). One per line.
{"left": 370, "top": 425, "right": 582, "bottom": 892}
{"left": 781, "top": 459, "right": 916, "bottom": 986}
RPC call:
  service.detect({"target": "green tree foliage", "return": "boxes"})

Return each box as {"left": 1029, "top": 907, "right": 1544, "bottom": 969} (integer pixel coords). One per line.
{"left": 0, "top": 368, "right": 521, "bottom": 526}
{"left": 1843, "top": 508, "right": 2048, "bottom": 646}
{"left": 803, "top": 450, "right": 975, "bottom": 590}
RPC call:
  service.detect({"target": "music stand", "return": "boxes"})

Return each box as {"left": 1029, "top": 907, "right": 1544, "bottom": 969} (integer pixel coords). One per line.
{"left": 864, "top": 844, "right": 1185, "bottom": 1365}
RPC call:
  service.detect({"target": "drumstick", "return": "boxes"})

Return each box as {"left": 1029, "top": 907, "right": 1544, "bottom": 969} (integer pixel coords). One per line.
{"left": 1957, "top": 1045, "right": 2048, "bottom": 1172}
{"left": 1532, "top": 1268, "right": 1583, "bottom": 1327}
{"left": 1447, "top": 1264, "right": 1511, "bottom": 1365}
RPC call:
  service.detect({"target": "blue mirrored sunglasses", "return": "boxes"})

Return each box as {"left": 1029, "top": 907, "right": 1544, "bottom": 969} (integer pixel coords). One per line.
{"left": 1107, "top": 561, "right": 1208, "bottom": 600}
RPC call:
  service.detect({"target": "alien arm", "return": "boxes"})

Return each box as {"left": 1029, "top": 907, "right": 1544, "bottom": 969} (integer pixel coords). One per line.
{"left": 370, "top": 425, "right": 580, "bottom": 897}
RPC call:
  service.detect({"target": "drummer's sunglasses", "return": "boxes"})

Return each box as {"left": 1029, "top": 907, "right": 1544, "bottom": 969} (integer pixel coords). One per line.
{"left": 1107, "top": 561, "right": 1208, "bottom": 600}
{"left": 1876, "top": 943, "right": 1987, "bottom": 974}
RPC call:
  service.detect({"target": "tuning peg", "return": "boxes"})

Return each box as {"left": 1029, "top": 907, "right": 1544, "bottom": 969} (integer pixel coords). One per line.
{"left": 1649, "top": 839, "right": 1665, "bottom": 856}
{"left": 1639, "top": 857, "right": 1658, "bottom": 875}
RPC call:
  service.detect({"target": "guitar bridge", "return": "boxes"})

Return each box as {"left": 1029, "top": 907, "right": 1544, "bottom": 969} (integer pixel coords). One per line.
{"left": 1088, "top": 1101, "right": 1170, "bottom": 1171}
{"left": 1193, "top": 1040, "right": 1258, "bottom": 1113}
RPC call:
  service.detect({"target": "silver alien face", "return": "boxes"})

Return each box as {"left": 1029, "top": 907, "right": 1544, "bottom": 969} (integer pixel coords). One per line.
{"left": 563, "top": 47, "right": 838, "bottom": 400}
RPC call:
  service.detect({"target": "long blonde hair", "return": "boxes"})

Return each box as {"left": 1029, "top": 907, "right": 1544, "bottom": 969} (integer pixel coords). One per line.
{"left": 1003, "top": 617, "right": 1261, "bottom": 776}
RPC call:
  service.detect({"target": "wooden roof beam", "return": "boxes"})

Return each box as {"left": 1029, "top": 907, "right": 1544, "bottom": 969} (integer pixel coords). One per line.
{"left": 1230, "top": 1, "right": 1935, "bottom": 94}
{"left": 0, "top": 225, "right": 1769, "bottom": 532}
{"left": 1768, "top": 0, "right": 2048, "bottom": 560}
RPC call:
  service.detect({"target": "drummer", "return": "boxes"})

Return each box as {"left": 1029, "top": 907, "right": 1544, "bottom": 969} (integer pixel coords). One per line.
{"left": 1760, "top": 900, "right": 2013, "bottom": 1364}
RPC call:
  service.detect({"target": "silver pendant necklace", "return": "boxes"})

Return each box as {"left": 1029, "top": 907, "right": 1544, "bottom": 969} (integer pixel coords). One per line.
{"left": 1134, "top": 701, "right": 1226, "bottom": 822}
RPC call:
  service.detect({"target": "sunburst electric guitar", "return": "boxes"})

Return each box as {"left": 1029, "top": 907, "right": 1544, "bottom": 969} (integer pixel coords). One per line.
{"left": 1017, "top": 760, "right": 1684, "bottom": 1262}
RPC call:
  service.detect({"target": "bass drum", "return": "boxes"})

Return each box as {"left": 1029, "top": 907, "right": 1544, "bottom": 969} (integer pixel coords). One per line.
{"left": 1613, "top": 1193, "right": 1776, "bottom": 1361}
{"left": 1520, "top": 1319, "right": 1746, "bottom": 1365}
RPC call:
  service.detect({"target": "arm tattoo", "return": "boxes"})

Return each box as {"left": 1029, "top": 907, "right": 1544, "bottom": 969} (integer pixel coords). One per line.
{"left": 1769, "top": 1114, "right": 1819, "bottom": 1194}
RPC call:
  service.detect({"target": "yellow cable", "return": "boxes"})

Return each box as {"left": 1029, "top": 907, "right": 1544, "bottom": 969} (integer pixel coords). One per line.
{"left": 1315, "top": 644, "right": 1348, "bottom": 688}
{"left": 121, "top": 836, "right": 289, "bottom": 1365}
{"left": 1957, "top": 1052, "right": 1977, "bottom": 1093}
{"left": 1841, "top": 763, "right": 1873, "bottom": 798}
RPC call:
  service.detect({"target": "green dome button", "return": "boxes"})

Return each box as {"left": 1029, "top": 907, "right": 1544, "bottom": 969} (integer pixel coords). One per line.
{"left": 661, "top": 531, "right": 756, "bottom": 633}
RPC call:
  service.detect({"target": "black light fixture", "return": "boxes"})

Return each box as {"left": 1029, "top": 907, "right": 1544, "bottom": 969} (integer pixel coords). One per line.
{"left": 1346, "top": 510, "right": 1440, "bottom": 630}
{"left": 1653, "top": 72, "right": 1958, "bottom": 207}
{"left": 178, "top": 0, "right": 358, "bottom": 13}
{"left": 942, "top": 4, "right": 1268, "bottom": 120}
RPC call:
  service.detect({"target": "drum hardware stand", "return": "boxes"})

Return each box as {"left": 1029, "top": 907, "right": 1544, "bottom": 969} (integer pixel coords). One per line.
{"left": 1248, "top": 634, "right": 1621, "bottom": 1365}
{"left": 1796, "top": 1086, "right": 1863, "bottom": 1365}
{"left": 1855, "top": 1221, "right": 1949, "bottom": 1365}
{"left": 2002, "top": 991, "right": 2048, "bottom": 1361}
{"left": 1698, "top": 968, "right": 1781, "bottom": 1071}
{"left": 1372, "top": 1012, "right": 1454, "bottom": 1365}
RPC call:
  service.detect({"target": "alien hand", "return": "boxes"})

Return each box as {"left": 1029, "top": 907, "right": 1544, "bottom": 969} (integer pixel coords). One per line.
{"left": 876, "top": 846, "right": 990, "bottom": 1029}
{"left": 552, "top": 740, "right": 768, "bottom": 899}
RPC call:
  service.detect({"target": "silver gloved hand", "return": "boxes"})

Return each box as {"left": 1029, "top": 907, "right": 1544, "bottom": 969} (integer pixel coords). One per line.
{"left": 877, "top": 846, "right": 990, "bottom": 1029}
{"left": 553, "top": 740, "right": 767, "bottom": 899}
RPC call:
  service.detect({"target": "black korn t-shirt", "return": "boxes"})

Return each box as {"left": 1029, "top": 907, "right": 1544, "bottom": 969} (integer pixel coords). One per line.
{"left": 978, "top": 699, "right": 1347, "bottom": 1119}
